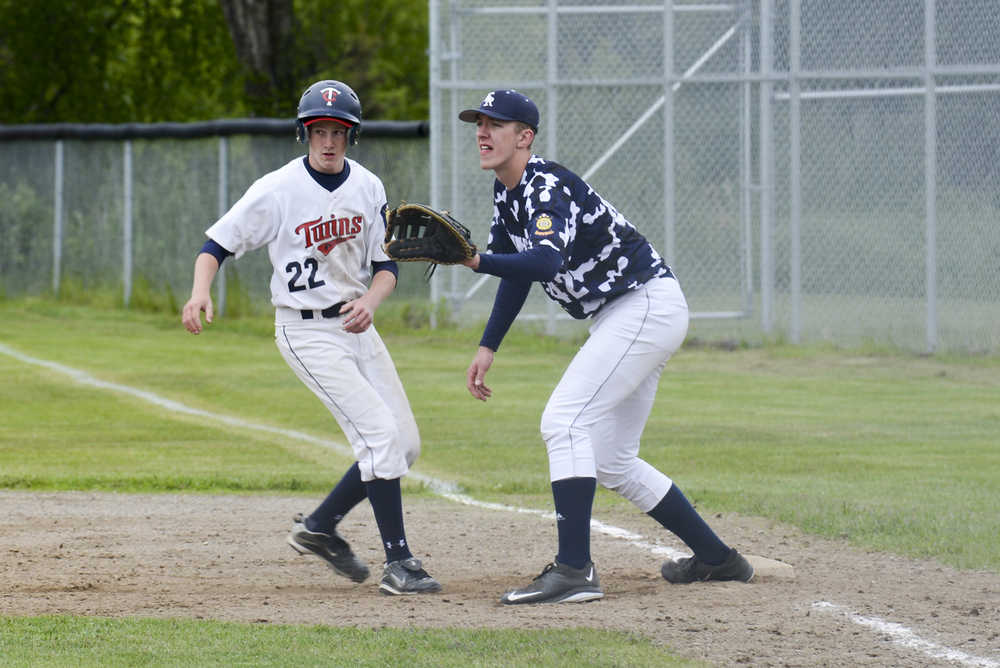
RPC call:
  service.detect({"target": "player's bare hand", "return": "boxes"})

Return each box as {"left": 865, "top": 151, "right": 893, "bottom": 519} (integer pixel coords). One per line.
{"left": 466, "top": 346, "right": 494, "bottom": 401}
{"left": 341, "top": 299, "right": 374, "bottom": 333}
{"left": 182, "top": 294, "right": 213, "bottom": 334}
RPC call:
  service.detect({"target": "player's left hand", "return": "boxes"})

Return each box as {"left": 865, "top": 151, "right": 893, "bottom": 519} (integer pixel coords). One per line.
{"left": 181, "top": 294, "right": 213, "bottom": 334}
{"left": 466, "top": 346, "right": 494, "bottom": 401}
{"left": 340, "top": 298, "right": 374, "bottom": 333}
{"left": 461, "top": 253, "right": 481, "bottom": 270}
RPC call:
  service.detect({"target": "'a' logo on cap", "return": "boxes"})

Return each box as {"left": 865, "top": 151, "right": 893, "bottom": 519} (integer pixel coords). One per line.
{"left": 321, "top": 87, "right": 339, "bottom": 106}
{"left": 482, "top": 92, "right": 495, "bottom": 107}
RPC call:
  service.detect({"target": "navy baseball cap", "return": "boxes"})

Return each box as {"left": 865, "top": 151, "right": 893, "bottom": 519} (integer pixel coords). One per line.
{"left": 459, "top": 89, "right": 539, "bottom": 131}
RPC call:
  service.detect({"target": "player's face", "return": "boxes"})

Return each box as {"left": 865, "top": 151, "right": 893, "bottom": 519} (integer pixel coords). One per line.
{"left": 475, "top": 115, "right": 531, "bottom": 174}
{"left": 307, "top": 121, "right": 349, "bottom": 174}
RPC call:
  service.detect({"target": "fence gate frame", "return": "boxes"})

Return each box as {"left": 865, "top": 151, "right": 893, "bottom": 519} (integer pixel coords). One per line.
{"left": 428, "top": 0, "right": 757, "bottom": 333}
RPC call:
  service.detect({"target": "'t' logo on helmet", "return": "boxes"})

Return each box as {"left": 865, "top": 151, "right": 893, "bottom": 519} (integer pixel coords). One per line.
{"left": 321, "top": 87, "right": 339, "bottom": 106}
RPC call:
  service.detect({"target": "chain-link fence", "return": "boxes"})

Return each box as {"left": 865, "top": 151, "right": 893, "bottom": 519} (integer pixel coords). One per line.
{"left": 429, "top": 0, "right": 1000, "bottom": 353}
{"left": 0, "top": 121, "right": 433, "bottom": 312}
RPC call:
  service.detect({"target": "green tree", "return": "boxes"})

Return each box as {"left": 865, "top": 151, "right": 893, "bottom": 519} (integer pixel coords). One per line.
{"left": 294, "top": 0, "right": 429, "bottom": 120}
{"left": 0, "top": 0, "right": 245, "bottom": 123}
{"left": 0, "top": 0, "right": 429, "bottom": 124}
{"left": 218, "top": 0, "right": 300, "bottom": 117}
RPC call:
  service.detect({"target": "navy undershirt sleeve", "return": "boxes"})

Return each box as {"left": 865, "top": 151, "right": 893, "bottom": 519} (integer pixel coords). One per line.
{"left": 200, "top": 238, "right": 233, "bottom": 265}
{"left": 475, "top": 245, "right": 561, "bottom": 350}
{"left": 475, "top": 245, "right": 562, "bottom": 282}
{"left": 372, "top": 260, "right": 399, "bottom": 280}
{"left": 479, "top": 278, "right": 531, "bottom": 351}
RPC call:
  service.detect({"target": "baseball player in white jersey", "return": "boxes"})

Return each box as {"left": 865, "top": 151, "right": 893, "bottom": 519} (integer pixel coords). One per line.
{"left": 457, "top": 89, "right": 754, "bottom": 604}
{"left": 181, "top": 79, "right": 440, "bottom": 595}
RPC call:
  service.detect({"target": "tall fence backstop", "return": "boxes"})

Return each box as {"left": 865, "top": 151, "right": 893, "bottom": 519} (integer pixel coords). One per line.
{"left": 428, "top": 0, "right": 1000, "bottom": 353}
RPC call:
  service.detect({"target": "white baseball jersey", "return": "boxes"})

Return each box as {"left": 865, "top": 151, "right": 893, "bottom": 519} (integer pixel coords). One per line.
{"left": 206, "top": 156, "right": 391, "bottom": 310}
{"left": 206, "top": 155, "right": 418, "bottom": 482}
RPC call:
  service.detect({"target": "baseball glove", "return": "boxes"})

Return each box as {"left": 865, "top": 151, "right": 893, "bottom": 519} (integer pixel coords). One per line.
{"left": 384, "top": 203, "right": 476, "bottom": 277}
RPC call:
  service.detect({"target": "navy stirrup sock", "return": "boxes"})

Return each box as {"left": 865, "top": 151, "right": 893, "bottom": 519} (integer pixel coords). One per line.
{"left": 552, "top": 477, "right": 597, "bottom": 569}
{"left": 365, "top": 477, "right": 413, "bottom": 563}
{"left": 307, "top": 462, "right": 366, "bottom": 532}
{"left": 647, "top": 484, "right": 730, "bottom": 565}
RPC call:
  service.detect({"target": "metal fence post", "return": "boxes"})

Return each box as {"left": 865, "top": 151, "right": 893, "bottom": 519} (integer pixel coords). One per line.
{"left": 740, "top": 0, "right": 753, "bottom": 316}
{"left": 759, "top": 0, "right": 775, "bottom": 335}
{"left": 428, "top": 0, "right": 443, "bottom": 328}
{"left": 53, "top": 140, "right": 63, "bottom": 295}
{"left": 217, "top": 136, "right": 228, "bottom": 317}
{"left": 663, "top": 0, "right": 676, "bottom": 266}
{"left": 545, "top": 0, "right": 560, "bottom": 335}
{"left": 924, "top": 0, "right": 938, "bottom": 353}
{"left": 788, "top": 0, "right": 802, "bottom": 343}
{"left": 123, "top": 140, "right": 133, "bottom": 306}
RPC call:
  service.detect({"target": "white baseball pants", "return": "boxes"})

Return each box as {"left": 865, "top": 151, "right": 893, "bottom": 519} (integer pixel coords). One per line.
{"left": 274, "top": 309, "right": 420, "bottom": 482}
{"left": 540, "top": 276, "right": 689, "bottom": 512}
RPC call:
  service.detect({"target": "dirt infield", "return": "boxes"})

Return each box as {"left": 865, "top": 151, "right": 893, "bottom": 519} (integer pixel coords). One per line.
{"left": 2, "top": 490, "right": 998, "bottom": 667}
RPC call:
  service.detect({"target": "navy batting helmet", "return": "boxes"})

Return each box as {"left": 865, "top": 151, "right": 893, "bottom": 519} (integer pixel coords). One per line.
{"left": 296, "top": 80, "right": 362, "bottom": 145}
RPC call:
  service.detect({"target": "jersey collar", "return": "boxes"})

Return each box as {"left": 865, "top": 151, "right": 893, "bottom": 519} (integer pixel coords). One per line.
{"left": 302, "top": 156, "right": 351, "bottom": 192}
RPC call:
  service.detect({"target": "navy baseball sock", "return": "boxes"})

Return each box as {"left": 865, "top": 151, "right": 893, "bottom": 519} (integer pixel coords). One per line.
{"left": 552, "top": 476, "right": 597, "bottom": 570}
{"left": 647, "top": 484, "right": 730, "bottom": 565}
{"left": 364, "top": 477, "right": 413, "bottom": 563}
{"left": 306, "top": 462, "right": 367, "bottom": 532}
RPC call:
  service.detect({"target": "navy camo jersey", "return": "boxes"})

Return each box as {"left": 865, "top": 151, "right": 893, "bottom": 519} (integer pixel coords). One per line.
{"left": 486, "top": 155, "right": 673, "bottom": 319}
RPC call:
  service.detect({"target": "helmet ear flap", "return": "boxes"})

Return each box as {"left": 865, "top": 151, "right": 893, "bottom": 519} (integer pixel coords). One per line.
{"left": 295, "top": 119, "right": 358, "bottom": 145}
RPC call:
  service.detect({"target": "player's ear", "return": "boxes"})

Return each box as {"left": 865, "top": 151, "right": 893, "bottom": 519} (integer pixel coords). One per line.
{"left": 518, "top": 127, "right": 535, "bottom": 149}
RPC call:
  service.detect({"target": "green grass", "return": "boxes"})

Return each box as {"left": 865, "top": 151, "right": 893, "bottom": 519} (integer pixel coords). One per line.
{"left": 0, "top": 616, "right": 697, "bottom": 668}
{"left": 1, "top": 298, "right": 998, "bottom": 569}
{"left": 1, "top": 297, "right": 998, "bottom": 665}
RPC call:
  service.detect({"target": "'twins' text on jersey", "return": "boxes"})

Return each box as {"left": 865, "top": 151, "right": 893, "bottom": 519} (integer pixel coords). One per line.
{"left": 297, "top": 214, "right": 363, "bottom": 256}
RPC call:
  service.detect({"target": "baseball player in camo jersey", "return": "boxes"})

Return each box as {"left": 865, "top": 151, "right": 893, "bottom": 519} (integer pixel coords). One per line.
{"left": 181, "top": 79, "right": 440, "bottom": 595}
{"left": 457, "top": 89, "right": 754, "bottom": 604}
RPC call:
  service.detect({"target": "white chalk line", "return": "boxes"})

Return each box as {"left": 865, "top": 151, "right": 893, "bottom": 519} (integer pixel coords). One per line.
{"left": 812, "top": 602, "right": 999, "bottom": 668}
{"left": 4, "top": 341, "right": 997, "bottom": 667}
{"left": 0, "top": 343, "right": 683, "bottom": 560}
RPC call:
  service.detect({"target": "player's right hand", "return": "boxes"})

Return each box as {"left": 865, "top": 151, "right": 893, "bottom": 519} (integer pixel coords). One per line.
{"left": 181, "top": 294, "right": 213, "bottom": 334}
{"left": 466, "top": 346, "right": 494, "bottom": 401}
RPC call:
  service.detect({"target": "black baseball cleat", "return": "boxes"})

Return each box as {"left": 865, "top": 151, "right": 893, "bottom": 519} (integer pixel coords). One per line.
{"left": 660, "top": 548, "right": 754, "bottom": 584}
{"left": 287, "top": 513, "right": 370, "bottom": 583}
{"left": 500, "top": 559, "right": 604, "bottom": 604}
{"left": 379, "top": 557, "right": 442, "bottom": 595}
